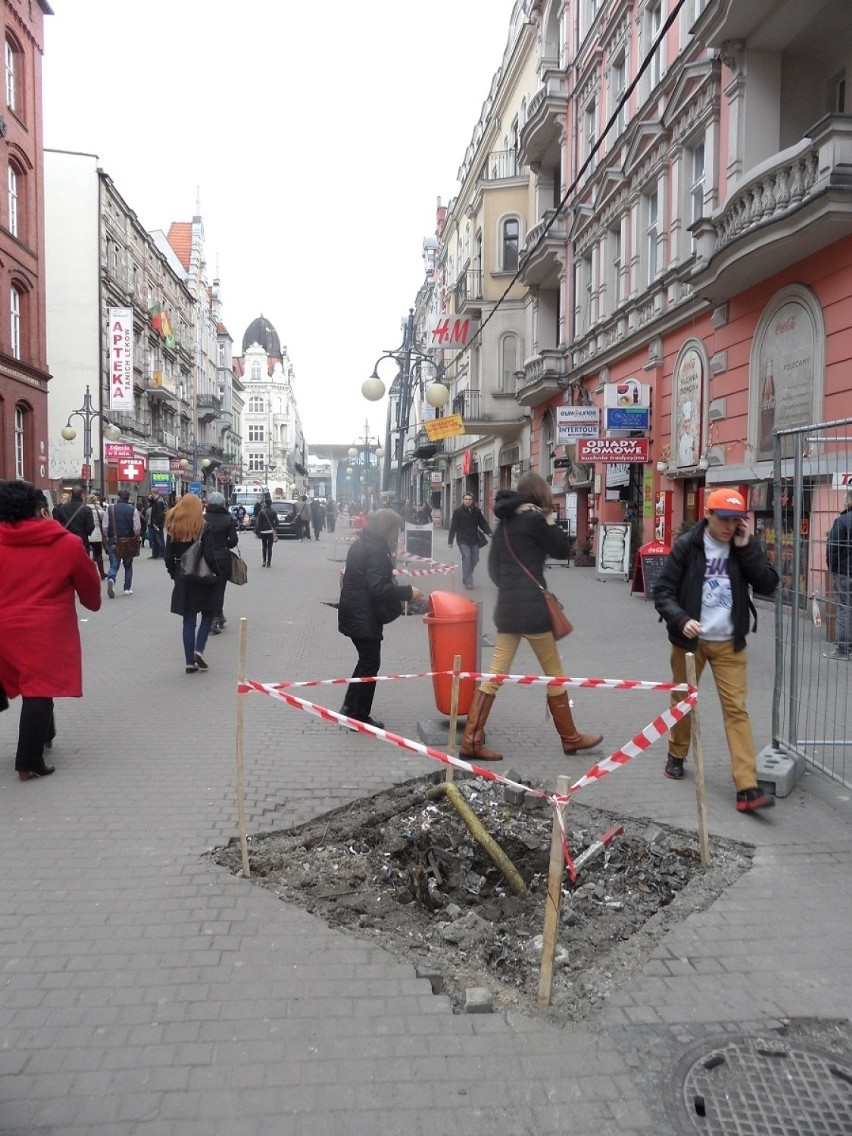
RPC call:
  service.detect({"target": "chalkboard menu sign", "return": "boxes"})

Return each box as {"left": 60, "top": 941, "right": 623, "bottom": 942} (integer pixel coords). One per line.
{"left": 631, "top": 540, "right": 671, "bottom": 599}
{"left": 405, "top": 524, "right": 434, "bottom": 561}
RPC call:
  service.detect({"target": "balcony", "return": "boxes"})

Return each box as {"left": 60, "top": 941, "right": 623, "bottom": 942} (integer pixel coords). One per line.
{"left": 476, "top": 149, "right": 524, "bottom": 182}
{"left": 197, "top": 391, "right": 222, "bottom": 424}
{"left": 516, "top": 349, "right": 570, "bottom": 407}
{"left": 453, "top": 268, "right": 483, "bottom": 314}
{"left": 518, "top": 209, "right": 568, "bottom": 288}
{"left": 518, "top": 71, "right": 569, "bottom": 169}
{"left": 691, "top": 115, "right": 852, "bottom": 304}
{"left": 450, "top": 387, "right": 527, "bottom": 440}
{"left": 146, "top": 371, "right": 178, "bottom": 403}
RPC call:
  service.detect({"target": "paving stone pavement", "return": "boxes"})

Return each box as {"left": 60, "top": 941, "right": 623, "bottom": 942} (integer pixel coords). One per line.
{"left": 1, "top": 526, "right": 850, "bottom": 1135}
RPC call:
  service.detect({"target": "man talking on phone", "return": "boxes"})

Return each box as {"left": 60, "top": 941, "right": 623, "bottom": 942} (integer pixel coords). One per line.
{"left": 654, "top": 489, "right": 779, "bottom": 812}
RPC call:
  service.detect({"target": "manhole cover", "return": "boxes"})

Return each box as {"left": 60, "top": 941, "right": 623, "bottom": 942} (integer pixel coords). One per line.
{"left": 670, "top": 1034, "right": 852, "bottom": 1135}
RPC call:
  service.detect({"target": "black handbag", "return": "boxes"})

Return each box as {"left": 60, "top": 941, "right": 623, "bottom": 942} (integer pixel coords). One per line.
{"left": 179, "top": 537, "right": 218, "bottom": 584}
{"left": 476, "top": 530, "right": 489, "bottom": 548}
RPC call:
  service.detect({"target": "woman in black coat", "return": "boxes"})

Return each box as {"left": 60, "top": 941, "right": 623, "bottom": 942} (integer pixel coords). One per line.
{"left": 337, "top": 508, "right": 423, "bottom": 728}
{"left": 460, "top": 472, "right": 602, "bottom": 763}
{"left": 203, "top": 492, "right": 239, "bottom": 633}
{"left": 164, "top": 494, "right": 220, "bottom": 673}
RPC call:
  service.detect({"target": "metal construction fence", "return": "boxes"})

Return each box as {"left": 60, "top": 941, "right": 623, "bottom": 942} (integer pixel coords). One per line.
{"left": 771, "top": 417, "right": 852, "bottom": 787}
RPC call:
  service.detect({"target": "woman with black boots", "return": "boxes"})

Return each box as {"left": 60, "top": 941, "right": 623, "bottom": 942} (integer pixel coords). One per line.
{"left": 337, "top": 508, "right": 423, "bottom": 728}
{"left": 0, "top": 480, "right": 102, "bottom": 781}
{"left": 459, "top": 472, "right": 602, "bottom": 763}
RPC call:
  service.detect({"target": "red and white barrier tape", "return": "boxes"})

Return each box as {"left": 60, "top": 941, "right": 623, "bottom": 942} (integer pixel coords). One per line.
{"left": 238, "top": 674, "right": 697, "bottom": 881}
{"left": 239, "top": 670, "right": 690, "bottom": 693}
{"left": 393, "top": 564, "right": 456, "bottom": 577}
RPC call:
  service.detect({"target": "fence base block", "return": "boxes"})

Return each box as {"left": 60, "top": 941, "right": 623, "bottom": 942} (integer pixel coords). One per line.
{"left": 756, "top": 745, "right": 806, "bottom": 798}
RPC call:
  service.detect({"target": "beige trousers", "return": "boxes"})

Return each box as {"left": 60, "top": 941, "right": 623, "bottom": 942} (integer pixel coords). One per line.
{"left": 479, "top": 632, "right": 566, "bottom": 699}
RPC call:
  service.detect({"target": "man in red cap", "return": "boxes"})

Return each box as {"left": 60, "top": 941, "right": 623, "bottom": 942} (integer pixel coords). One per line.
{"left": 654, "top": 487, "right": 779, "bottom": 812}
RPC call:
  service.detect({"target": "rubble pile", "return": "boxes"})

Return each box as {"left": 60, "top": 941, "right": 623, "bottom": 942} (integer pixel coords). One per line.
{"left": 212, "top": 773, "right": 752, "bottom": 1022}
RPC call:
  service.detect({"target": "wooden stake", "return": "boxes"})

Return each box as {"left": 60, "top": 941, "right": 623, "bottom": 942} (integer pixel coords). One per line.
{"left": 235, "top": 617, "right": 250, "bottom": 878}
{"left": 445, "top": 653, "right": 461, "bottom": 784}
{"left": 538, "top": 774, "right": 571, "bottom": 1008}
{"left": 686, "top": 652, "right": 711, "bottom": 867}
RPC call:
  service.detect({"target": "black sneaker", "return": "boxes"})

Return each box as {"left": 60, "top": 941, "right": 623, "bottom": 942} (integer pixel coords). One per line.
{"left": 736, "top": 787, "right": 775, "bottom": 812}
{"left": 664, "top": 754, "right": 685, "bottom": 780}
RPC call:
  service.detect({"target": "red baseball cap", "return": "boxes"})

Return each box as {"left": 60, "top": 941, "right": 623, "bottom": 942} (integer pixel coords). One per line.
{"left": 706, "top": 488, "right": 747, "bottom": 517}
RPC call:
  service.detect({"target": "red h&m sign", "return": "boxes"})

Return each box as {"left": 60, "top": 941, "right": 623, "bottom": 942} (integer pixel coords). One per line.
{"left": 429, "top": 317, "right": 479, "bottom": 350}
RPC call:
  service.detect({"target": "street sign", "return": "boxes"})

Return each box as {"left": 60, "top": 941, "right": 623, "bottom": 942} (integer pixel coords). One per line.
{"left": 189, "top": 481, "right": 202, "bottom": 495}
{"left": 578, "top": 438, "right": 649, "bottom": 462}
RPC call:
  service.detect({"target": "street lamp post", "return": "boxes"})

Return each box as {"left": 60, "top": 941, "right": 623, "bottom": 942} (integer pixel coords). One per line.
{"left": 60, "top": 384, "right": 122, "bottom": 496}
{"left": 362, "top": 308, "right": 449, "bottom": 505}
{"left": 347, "top": 419, "right": 384, "bottom": 512}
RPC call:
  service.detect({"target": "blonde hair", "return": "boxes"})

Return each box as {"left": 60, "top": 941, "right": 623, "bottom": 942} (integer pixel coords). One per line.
{"left": 165, "top": 493, "right": 204, "bottom": 542}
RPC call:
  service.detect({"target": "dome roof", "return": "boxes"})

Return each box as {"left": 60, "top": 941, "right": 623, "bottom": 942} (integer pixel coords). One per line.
{"left": 242, "top": 314, "right": 281, "bottom": 358}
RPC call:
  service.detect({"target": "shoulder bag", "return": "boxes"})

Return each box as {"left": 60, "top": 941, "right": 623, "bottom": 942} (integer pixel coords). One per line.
{"left": 229, "top": 547, "right": 248, "bottom": 586}
{"left": 110, "top": 505, "right": 141, "bottom": 559}
{"left": 502, "top": 520, "right": 573, "bottom": 640}
{"left": 179, "top": 534, "right": 218, "bottom": 585}
{"left": 476, "top": 530, "right": 489, "bottom": 549}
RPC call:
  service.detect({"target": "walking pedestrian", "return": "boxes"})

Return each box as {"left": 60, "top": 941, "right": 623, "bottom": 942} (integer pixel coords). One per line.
{"left": 310, "top": 498, "right": 325, "bottom": 541}
{"left": 460, "top": 472, "right": 602, "bottom": 763}
{"left": 337, "top": 508, "right": 423, "bottom": 729}
{"left": 164, "top": 493, "right": 219, "bottom": 673}
{"left": 103, "top": 489, "right": 141, "bottom": 597}
{"left": 448, "top": 492, "right": 492, "bottom": 589}
{"left": 254, "top": 493, "right": 277, "bottom": 566}
{"left": 147, "top": 491, "right": 167, "bottom": 559}
{"left": 53, "top": 485, "right": 94, "bottom": 551}
{"left": 87, "top": 494, "right": 107, "bottom": 580}
{"left": 653, "top": 487, "right": 779, "bottom": 812}
{"left": 295, "top": 495, "right": 312, "bottom": 541}
{"left": 0, "top": 480, "right": 102, "bottom": 781}
{"left": 325, "top": 498, "right": 337, "bottom": 533}
{"left": 203, "top": 491, "right": 239, "bottom": 633}
{"left": 824, "top": 486, "right": 852, "bottom": 660}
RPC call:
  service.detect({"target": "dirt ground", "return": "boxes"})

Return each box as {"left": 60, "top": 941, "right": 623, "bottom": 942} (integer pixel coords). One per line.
{"left": 211, "top": 773, "right": 753, "bottom": 1024}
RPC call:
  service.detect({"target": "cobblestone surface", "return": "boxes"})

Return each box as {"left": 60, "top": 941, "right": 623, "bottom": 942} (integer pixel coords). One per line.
{"left": 1, "top": 528, "right": 851, "bottom": 1134}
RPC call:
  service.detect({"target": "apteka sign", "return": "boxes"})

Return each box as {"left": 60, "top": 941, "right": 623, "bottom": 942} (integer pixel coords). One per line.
{"left": 108, "top": 307, "right": 134, "bottom": 412}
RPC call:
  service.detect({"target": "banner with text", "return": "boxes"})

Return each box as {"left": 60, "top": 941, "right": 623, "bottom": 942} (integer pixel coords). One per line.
{"left": 108, "top": 307, "right": 134, "bottom": 412}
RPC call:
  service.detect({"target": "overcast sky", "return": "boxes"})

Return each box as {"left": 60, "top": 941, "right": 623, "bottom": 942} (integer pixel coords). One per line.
{"left": 42, "top": 1, "right": 518, "bottom": 447}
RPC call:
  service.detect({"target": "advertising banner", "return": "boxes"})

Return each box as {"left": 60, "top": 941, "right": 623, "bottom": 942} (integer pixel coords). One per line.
{"left": 424, "top": 414, "right": 465, "bottom": 441}
{"left": 556, "top": 406, "right": 600, "bottom": 442}
{"left": 578, "top": 438, "right": 648, "bottom": 462}
{"left": 108, "top": 307, "right": 134, "bottom": 412}
{"left": 105, "top": 443, "right": 135, "bottom": 460}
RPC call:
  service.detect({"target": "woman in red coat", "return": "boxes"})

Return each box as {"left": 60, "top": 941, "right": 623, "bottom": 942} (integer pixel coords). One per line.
{"left": 0, "top": 480, "right": 102, "bottom": 781}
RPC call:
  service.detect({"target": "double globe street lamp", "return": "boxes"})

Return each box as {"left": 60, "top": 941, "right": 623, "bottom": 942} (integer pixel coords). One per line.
{"left": 347, "top": 423, "right": 384, "bottom": 512}
{"left": 60, "top": 384, "right": 122, "bottom": 496}
{"left": 362, "top": 309, "right": 449, "bottom": 504}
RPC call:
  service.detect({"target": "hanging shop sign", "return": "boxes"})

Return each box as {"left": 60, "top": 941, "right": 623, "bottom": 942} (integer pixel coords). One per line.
{"left": 424, "top": 414, "right": 465, "bottom": 441}
{"left": 577, "top": 438, "right": 649, "bottom": 462}
{"left": 108, "top": 306, "right": 134, "bottom": 412}
{"left": 428, "top": 317, "right": 479, "bottom": 350}
{"left": 556, "top": 406, "right": 600, "bottom": 442}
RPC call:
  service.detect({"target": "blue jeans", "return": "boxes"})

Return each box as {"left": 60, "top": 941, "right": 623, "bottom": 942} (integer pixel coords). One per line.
{"left": 183, "top": 612, "right": 214, "bottom": 664}
{"left": 150, "top": 525, "right": 166, "bottom": 558}
{"left": 458, "top": 541, "right": 480, "bottom": 586}
{"left": 107, "top": 545, "right": 134, "bottom": 590}
{"left": 832, "top": 573, "right": 851, "bottom": 650}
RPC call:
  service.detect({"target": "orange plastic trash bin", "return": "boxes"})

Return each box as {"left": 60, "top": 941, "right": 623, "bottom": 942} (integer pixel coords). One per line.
{"left": 423, "top": 591, "right": 479, "bottom": 716}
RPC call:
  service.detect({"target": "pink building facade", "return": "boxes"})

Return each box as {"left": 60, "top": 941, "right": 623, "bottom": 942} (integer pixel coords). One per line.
{"left": 519, "top": 0, "right": 851, "bottom": 567}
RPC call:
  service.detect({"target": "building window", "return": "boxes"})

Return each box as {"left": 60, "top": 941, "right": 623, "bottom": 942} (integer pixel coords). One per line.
{"left": 645, "top": 187, "right": 659, "bottom": 285}
{"left": 7, "top": 163, "right": 17, "bottom": 238}
{"left": 247, "top": 452, "right": 265, "bottom": 472}
{"left": 248, "top": 395, "right": 265, "bottom": 413}
{"left": 584, "top": 97, "right": 597, "bottom": 169}
{"left": 14, "top": 404, "right": 24, "bottom": 477}
{"left": 10, "top": 284, "right": 21, "bottom": 358}
{"left": 502, "top": 218, "right": 520, "bottom": 272}
{"left": 248, "top": 424, "right": 265, "bottom": 443}
{"left": 688, "top": 141, "right": 705, "bottom": 252}
{"left": 250, "top": 360, "right": 262, "bottom": 381}
{"left": 610, "top": 223, "right": 623, "bottom": 311}
{"left": 5, "top": 38, "right": 18, "bottom": 113}
{"left": 500, "top": 333, "right": 520, "bottom": 393}
{"left": 647, "top": 1, "right": 663, "bottom": 90}
{"left": 612, "top": 52, "right": 627, "bottom": 135}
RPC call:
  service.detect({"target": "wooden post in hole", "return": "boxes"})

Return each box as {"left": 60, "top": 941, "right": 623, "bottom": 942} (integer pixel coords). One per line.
{"left": 686, "top": 652, "right": 710, "bottom": 867}
{"left": 445, "top": 653, "right": 461, "bottom": 784}
{"left": 235, "top": 618, "right": 250, "bottom": 878}
{"left": 538, "top": 774, "right": 571, "bottom": 1008}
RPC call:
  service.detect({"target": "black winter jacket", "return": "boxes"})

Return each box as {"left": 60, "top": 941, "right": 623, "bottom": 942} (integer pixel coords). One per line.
{"left": 448, "top": 504, "right": 491, "bottom": 547}
{"left": 488, "top": 490, "right": 572, "bottom": 635}
{"left": 204, "top": 505, "right": 239, "bottom": 574}
{"left": 653, "top": 520, "right": 779, "bottom": 652}
{"left": 164, "top": 526, "right": 219, "bottom": 617}
{"left": 338, "top": 531, "right": 414, "bottom": 641}
{"left": 827, "top": 506, "right": 852, "bottom": 576}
